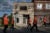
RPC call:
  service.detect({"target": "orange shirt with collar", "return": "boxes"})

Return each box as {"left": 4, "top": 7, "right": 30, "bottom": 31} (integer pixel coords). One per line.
{"left": 4, "top": 17, "right": 9, "bottom": 25}
{"left": 43, "top": 17, "right": 47, "bottom": 23}
{"left": 33, "top": 17, "right": 37, "bottom": 24}
{"left": 11, "top": 18, "right": 14, "bottom": 24}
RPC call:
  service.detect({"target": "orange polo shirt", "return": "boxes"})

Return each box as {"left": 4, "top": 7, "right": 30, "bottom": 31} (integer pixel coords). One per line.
{"left": 43, "top": 17, "right": 47, "bottom": 23}
{"left": 28, "top": 18, "right": 32, "bottom": 24}
{"left": 11, "top": 18, "right": 14, "bottom": 24}
{"left": 33, "top": 17, "right": 37, "bottom": 24}
{"left": 4, "top": 17, "right": 8, "bottom": 25}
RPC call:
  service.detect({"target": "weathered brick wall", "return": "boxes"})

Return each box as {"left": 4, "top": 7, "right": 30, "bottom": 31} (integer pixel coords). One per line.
{"left": 34, "top": 0, "right": 50, "bottom": 24}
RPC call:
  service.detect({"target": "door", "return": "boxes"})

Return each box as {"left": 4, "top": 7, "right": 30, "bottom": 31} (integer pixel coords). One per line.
{"left": 23, "top": 14, "right": 30, "bottom": 24}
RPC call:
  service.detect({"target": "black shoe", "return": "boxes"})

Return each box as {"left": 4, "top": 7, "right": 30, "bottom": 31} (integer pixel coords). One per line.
{"left": 36, "top": 30, "right": 39, "bottom": 32}
{"left": 30, "top": 30, "right": 33, "bottom": 32}
{"left": 3, "top": 31, "right": 6, "bottom": 33}
{"left": 30, "top": 29, "right": 32, "bottom": 32}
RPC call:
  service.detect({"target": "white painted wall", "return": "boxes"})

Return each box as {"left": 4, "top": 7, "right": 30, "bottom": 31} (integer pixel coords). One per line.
{"left": 13, "top": 3, "right": 34, "bottom": 28}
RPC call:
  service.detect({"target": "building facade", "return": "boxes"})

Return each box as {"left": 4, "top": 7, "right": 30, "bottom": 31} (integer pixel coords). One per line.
{"left": 34, "top": 0, "right": 50, "bottom": 26}
{"left": 13, "top": 0, "right": 50, "bottom": 28}
{"left": 12, "top": 2, "right": 34, "bottom": 28}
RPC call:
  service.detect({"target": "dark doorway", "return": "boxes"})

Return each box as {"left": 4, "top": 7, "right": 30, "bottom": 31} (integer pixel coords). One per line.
{"left": 16, "top": 18, "right": 19, "bottom": 23}
{"left": 23, "top": 14, "right": 29, "bottom": 19}
{"left": 23, "top": 14, "right": 30, "bottom": 24}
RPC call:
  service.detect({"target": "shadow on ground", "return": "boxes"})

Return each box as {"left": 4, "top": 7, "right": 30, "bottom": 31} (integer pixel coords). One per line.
{"left": 0, "top": 27, "right": 49, "bottom": 33}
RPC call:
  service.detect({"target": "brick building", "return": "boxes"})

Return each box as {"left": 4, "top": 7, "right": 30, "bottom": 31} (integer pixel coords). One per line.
{"left": 13, "top": 0, "right": 50, "bottom": 28}
{"left": 34, "top": 0, "right": 50, "bottom": 25}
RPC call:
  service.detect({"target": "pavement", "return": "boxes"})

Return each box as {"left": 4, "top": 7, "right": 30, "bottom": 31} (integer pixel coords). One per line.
{"left": 0, "top": 28, "right": 50, "bottom": 33}
{"left": 0, "top": 25, "right": 50, "bottom": 33}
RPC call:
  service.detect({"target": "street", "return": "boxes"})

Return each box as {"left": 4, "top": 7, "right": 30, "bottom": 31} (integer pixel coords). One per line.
{"left": 0, "top": 26, "right": 50, "bottom": 33}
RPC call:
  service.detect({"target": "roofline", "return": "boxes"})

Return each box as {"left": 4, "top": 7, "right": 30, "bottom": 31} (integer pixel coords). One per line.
{"left": 14, "top": 2, "right": 34, "bottom": 3}
{"left": 34, "top": 1, "right": 50, "bottom": 3}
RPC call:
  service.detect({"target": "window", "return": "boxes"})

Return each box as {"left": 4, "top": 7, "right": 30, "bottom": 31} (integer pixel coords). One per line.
{"left": 32, "top": 0, "right": 34, "bottom": 2}
{"left": 20, "top": 6, "right": 27, "bottom": 10}
{"left": 16, "top": 18, "right": 19, "bottom": 23}
{"left": 46, "top": 3, "right": 50, "bottom": 9}
{"left": 36, "top": 3, "right": 42, "bottom": 9}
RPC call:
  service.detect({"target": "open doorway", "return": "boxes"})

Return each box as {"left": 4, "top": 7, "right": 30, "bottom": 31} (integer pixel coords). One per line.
{"left": 23, "top": 14, "right": 30, "bottom": 24}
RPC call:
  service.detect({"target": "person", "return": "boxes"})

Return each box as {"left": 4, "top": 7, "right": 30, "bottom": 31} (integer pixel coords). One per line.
{"left": 10, "top": 17, "right": 14, "bottom": 31}
{"left": 27, "top": 17, "right": 31, "bottom": 28}
{"left": 27, "top": 17, "right": 32, "bottom": 31}
{"left": 3, "top": 14, "right": 9, "bottom": 33}
{"left": 30, "top": 15, "right": 39, "bottom": 32}
{"left": 43, "top": 16, "right": 47, "bottom": 26}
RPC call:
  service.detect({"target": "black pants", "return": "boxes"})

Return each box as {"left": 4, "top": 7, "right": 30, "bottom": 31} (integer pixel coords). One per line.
{"left": 10, "top": 24, "right": 14, "bottom": 31}
{"left": 27, "top": 23, "right": 31, "bottom": 31}
{"left": 11, "top": 24, "right": 14, "bottom": 29}
{"left": 30, "top": 24, "right": 38, "bottom": 31}
{"left": 3, "top": 25, "right": 8, "bottom": 33}
{"left": 28, "top": 23, "right": 31, "bottom": 27}
{"left": 44, "top": 22, "right": 46, "bottom": 26}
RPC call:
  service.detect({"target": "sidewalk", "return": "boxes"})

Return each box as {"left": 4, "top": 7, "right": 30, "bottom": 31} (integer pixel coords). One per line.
{"left": 0, "top": 25, "right": 50, "bottom": 31}
{"left": 38, "top": 25, "right": 50, "bottom": 31}
{"left": 0, "top": 27, "right": 4, "bottom": 29}
{"left": 0, "top": 26, "right": 11, "bottom": 29}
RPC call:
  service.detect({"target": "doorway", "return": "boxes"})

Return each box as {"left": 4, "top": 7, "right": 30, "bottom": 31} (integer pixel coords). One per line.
{"left": 23, "top": 14, "right": 30, "bottom": 24}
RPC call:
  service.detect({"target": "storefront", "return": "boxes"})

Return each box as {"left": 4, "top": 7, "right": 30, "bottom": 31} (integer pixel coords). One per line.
{"left": 34, "top": 1, "right": 50, "bottom": 27}
{"left": 34, "top": 12, "right": 50, "bottom": 27}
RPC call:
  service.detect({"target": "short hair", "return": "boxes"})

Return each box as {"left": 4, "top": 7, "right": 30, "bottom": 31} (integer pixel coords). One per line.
{"left": 34, "top": 15, "right": 37, "bottom": 17}
{"left": 3, "top": 14, "right": 7, "bottom": 17}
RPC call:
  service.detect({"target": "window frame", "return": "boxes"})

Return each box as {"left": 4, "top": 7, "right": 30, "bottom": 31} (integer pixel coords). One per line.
{"left": 45, "top": 3, "right": 50, "bottom": 9}
{"left": 36, "top": 3, "right": 43, "bottom": 10}
{"left": 20, "top": 6, "right": 27, "bottom": 11}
